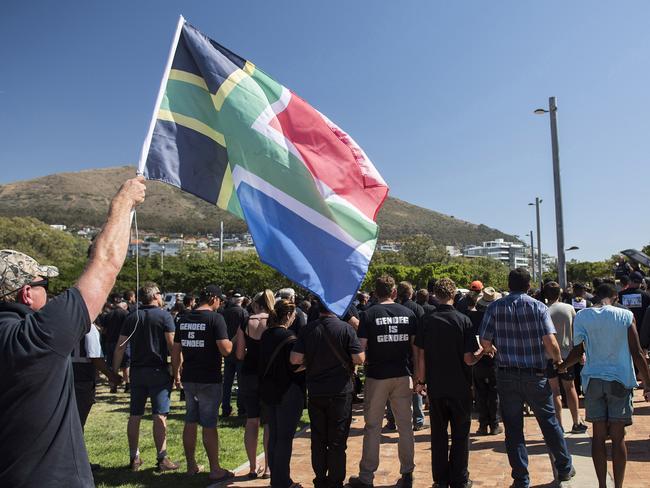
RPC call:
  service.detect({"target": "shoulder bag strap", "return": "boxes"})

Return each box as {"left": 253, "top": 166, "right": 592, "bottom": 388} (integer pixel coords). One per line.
{"left": 262, "top": 334, "right": 297, "bottom": 379}
{"left": 319, "top": 322, "right": 354, "bottom": 377}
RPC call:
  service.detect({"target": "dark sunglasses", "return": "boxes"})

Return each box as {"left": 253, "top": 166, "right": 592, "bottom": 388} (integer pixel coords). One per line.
{"left": 28, "top": 278, "right": 49, "bottom": 292}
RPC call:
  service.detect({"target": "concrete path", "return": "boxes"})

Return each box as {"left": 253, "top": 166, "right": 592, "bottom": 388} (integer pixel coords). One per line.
{"left": 211, "top": 390, "right": 650, "bottom": 488}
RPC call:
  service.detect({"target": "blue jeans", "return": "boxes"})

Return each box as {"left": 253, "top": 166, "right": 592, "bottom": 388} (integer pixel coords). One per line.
{"left": 497, "top": 369, "right": 573, "bottom": 488}
{"left": 222, "top": 358, "right": 244, "bottom": 415}
{"left": 386, "top": 393, "right": 424, "bottom": 427}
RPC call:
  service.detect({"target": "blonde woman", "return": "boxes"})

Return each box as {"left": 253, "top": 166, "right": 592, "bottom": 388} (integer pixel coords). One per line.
{"left": 235, "top": 289, "right": 274, "bottom": 478}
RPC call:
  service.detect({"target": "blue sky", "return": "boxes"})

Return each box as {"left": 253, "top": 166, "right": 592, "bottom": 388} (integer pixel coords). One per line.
{"left": 1, "top": 1, "right": 649, "bottom": 261}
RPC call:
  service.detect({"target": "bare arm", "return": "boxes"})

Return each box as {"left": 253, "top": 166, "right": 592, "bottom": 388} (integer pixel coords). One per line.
{"left": 480, "top": 338, "right": 496, "bottom": 356}
{"left": 91, "top": 357, "right": 122, "bottom": 384}
{"left": 290, "top": 351, "right": 304, "bottom": 365}
{"left": 235, "top": 327, "right": 246, "bottom": 360}
{"left": 347, "top": 316, "right": 360, "bottom": 330}
{"left": 351, "top": 352, "right": 365, "bottom": 365}
{"left": 628, "top": 319, "right": 650, "bottom": 399}
{"left": 112, "top": 334, "right": 129, "bottom": 371}
{"left": 171, "top": 342, "right": 183, "bottom": 386}
{"left": 165, "top": 332, "right": 175, "bottom": 355}
{"left": 464, "top": 347, "right": 485, "bottom": 366}
{"left": 561, "top": 343, "right": 585, "bottom": 371}
{"left": 217, "top": 338, "right": 233, "bottom": 357}
{"left": 414, "top": 347, "right": 426, "bottom": 393}
{"left": 542, "top": 334, "right": 563, "bottom": 364}
{"left": 75, "top": 177, "right": 146, "bottom": 321}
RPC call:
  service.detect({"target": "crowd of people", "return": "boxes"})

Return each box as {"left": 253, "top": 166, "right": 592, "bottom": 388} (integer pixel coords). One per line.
{"left": 1, "top": 177, "right": 650, "bottom": 488}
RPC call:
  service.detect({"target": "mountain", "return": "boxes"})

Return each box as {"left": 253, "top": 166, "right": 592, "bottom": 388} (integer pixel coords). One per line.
{"left": 0, "top": 166, "right": 516, "bottom": 246}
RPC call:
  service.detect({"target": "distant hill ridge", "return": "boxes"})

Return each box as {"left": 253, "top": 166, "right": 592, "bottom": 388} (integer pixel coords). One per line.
{"left": 0, "top": 166, "right": 515, "bottom": 245}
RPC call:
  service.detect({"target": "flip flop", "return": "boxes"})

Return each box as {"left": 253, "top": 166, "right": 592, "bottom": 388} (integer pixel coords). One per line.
{"left": 209, "top": 470, "right": 235, "bottom": 483}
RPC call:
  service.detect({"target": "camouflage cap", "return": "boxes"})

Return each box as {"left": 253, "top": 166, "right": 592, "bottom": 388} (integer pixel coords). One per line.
{"left": 0, "top": 250, "right": 59, "bottom": 297}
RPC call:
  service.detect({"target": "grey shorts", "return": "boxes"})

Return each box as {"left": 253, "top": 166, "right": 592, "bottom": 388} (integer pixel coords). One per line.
{"left": 584, "top": 378, "right": 634, "bottom": 426}
{"left": 183, "top": 382, "right": 222, "bottom": 428}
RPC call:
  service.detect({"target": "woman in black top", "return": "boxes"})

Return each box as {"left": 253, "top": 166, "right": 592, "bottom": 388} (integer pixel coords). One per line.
{"left": 259, "top": 300, "right": 305, "bottom": 488}
{"left": 235, "top": 289, "right": 274, "bottom": 478}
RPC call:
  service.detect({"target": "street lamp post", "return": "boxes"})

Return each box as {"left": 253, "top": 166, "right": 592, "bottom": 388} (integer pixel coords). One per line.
{"left": 527, "top": 230, "right": 535, "bottom": 283}
{"left": 528, "top": 198, "right": 543, "bottom": 289}
{"left": 161, "top": 244, "right": 166, "bottom": 291}
{"left": 535, "top": 97, "right": 567, "bottom": 289}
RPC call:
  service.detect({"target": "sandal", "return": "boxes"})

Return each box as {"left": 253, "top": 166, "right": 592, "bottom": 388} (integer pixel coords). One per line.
{"left": 209, "top": 470, "right": 235, "bottom": 482}
{"left": 187, "top": 464, "right": 203, "bottom": 475}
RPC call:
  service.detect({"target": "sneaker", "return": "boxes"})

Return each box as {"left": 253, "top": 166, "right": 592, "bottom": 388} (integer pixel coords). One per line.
{"left": 571, "top": 421, "right": 588, "bottom": 434}
{"left": 489, "top": 424, "right": 504, "bottom": 435}
{"left": 385, "top": 421, "right": 396, "bottom": 431}
{"left": 123, "top": 383, "right": 130, "bottom": 393}
{"left": 156, "top": 456, "right": 180, "bottom": 472}
{"left": 399, "top": 472, "right": 413, "bottom": 488}
{"left": 129, "top": 456, "right": 143, "bottom": 472}
{"left": 347, "top": 476, "right": 373, "bottom": 488}
{"left": 557, "top": 466, "right": 576, "bottom": 482}
{"left": 413, "top": 424, "right": 425, "bottom": 432}
{"left": 475, "top": 425, "right": 488, "bottom": 436}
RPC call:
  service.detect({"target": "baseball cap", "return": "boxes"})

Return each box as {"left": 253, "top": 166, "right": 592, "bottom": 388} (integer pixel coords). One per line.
{"left": 470, "top": 280, "right": 484, "bottom": 292}
{"left": 630, "top": 271, "right": 644, "bottom": 283}
{"left": 0, "top": 250, "right": 59, "bottom": 298}
{"left": 199, "top": 284, "right": 223, "bottom": 301}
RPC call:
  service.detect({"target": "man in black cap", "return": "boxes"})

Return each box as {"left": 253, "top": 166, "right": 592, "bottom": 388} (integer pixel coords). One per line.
{"left": 172, "top": 285, "right": 233, "bottom": 481}
{"left": 0, "top": 176, "right": 146, "bottom": 487}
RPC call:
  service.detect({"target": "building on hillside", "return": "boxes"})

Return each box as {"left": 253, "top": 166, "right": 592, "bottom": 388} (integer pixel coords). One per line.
{"left": 127, "top": 240, "right": 183, "bottom": 258}
{"left": 50, "top": 224, "right": 67, "bottom": 231}
{"left": 445, "top": 245, "right": 462, "bottom": 257}
{"left": 463, "top": 238, "right": 530, "bottom": 270}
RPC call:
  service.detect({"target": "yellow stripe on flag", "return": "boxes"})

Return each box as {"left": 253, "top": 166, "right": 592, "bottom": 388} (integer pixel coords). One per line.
{"left": 168, "top": 69, "right": 209, "bottom": 91}
{"left": 157, "top": 109, "right": 226, "bottom": 147}
{"left": 216, "top": 163, "right": 235, "bottom": 210}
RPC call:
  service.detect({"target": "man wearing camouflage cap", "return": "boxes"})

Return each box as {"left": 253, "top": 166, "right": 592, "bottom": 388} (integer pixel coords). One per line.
{"left": 0, "top": 177, "right": 146, "bottom": 487}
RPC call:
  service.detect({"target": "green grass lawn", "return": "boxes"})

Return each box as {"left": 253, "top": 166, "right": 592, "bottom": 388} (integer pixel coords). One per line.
{"left": 85, "top": 383, "right": 309, "bottom": 488}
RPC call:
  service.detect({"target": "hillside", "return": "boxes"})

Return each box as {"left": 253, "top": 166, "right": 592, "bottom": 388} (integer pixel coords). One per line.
{"left": 0, "top": 166, "right": 515, "bottom": 245}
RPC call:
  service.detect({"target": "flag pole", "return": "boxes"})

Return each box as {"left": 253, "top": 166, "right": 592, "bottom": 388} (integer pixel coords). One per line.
{"left": 137, "top": 14, "right": 185, "bottom": 175}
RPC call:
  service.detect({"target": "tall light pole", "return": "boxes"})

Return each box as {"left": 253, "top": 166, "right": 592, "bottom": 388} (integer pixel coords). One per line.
{"left": 528, "top": 198, "right": 543, "bottom": 289}
{"left": 161, "top": 243, "right": 166, "bottom": 291}
{"left": 535, "top": 97, "right": 567, "bottom": 289}
{"left": 527, "top": 230, "right": 535, "bottom": 283}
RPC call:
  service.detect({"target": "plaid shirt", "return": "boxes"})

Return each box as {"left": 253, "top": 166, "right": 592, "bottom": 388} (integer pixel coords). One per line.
{"left": 479, "top": 292, "right": 556, "bottom": 370}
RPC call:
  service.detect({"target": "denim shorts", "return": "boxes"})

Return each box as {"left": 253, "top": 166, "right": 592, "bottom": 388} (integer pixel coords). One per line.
{"left": 183, "top": 382, "right": 222, "bottom": 428}
{"left": 584, "top": 378, "right": 634, "bottom": 425}
{"left": 129, "top": 367, "right": 172, "bottom": 416}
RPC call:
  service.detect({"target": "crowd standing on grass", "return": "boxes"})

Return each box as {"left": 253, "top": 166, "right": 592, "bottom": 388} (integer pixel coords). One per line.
{"left": 2, "top": 181, "right": 650, "bottom": 488}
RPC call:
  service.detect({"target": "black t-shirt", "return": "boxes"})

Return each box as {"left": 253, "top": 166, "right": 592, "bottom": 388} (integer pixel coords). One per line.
{"left": 121, "top": 305, "right": 175, "bottom": 368}
{"left": 341, "top": 303, "right": 360, "bottom": 323}
{"left": 467, "top": 307, "right": 494, "bottom": 368}
{"left": 293, "top": 316, "right": 362, "bottom": 396}
{"left": 0, "top": 288, "right": 93, "bottom": 487}
{"left": 221, "top": 304, "right": 249, "bottom": 340}
{"left": 618, "top": 287, "right": 650, "bottom": 326}
{"left": 400, "top": 299, "right": 425, "bottom": 321}
{"left": 259, "top": 326, "right": 303, "bottom": 405}
{"left": 103, "top": 306, "right": 128, "bottom": 343}
{"left": 174, "top": 309, "right": 229, "bottom": 383}
{"left": 358, "top": 302, "right": 417, "bottom": 379}
{"left": 415, "top": 304, "right": 479, "bottom": 398}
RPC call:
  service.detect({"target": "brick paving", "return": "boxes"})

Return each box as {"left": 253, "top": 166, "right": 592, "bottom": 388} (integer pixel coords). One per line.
{"left": 214, "top": 390, "right": 650, "bottom": 488}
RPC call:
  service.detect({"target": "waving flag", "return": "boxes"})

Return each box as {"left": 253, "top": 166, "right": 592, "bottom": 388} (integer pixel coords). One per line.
{"left": 139, "top": 16, "right": 388, "bottom": 315}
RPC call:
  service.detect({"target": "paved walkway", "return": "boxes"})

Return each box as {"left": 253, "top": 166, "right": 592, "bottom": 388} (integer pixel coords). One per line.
{"left": 213, "top": 390, "right": 650, "bottom": 488}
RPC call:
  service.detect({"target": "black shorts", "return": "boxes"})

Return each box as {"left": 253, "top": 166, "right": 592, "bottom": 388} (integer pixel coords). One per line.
{"left": 546, "top": 359, "right": 575, "bottom": 381}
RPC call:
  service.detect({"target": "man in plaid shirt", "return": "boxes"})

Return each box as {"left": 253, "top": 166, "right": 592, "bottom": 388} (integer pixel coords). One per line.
{"left": 479, "top": 268, "right": 575, "bottom": 488}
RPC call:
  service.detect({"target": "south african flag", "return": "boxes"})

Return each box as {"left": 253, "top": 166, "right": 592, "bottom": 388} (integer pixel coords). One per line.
{"left": 139, "top": 16, "right": 388, "bottom": 315}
